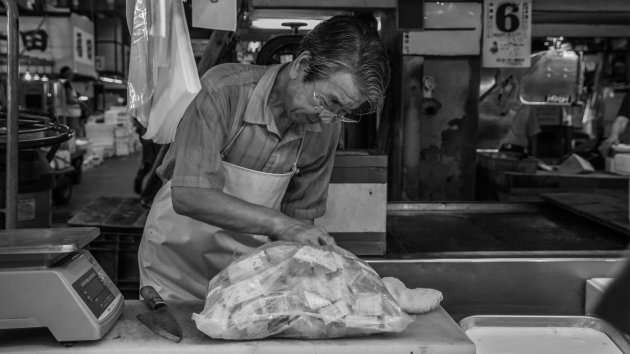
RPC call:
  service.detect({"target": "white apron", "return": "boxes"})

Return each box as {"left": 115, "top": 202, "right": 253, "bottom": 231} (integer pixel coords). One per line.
{"left": 138, "top": 125, "right": 303, "bottom": 301}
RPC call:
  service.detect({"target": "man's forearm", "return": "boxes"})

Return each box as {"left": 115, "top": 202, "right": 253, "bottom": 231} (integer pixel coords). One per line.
{"left": 609, "top": 116, "right": 629, "bottom": 142}
{"left": 171, "top": 186, "right": 293, "bottom": 238}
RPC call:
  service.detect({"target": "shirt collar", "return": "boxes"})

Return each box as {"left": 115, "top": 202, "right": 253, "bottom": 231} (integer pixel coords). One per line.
{"left": 242, "top": 63, "right": 322, "bottom": 135}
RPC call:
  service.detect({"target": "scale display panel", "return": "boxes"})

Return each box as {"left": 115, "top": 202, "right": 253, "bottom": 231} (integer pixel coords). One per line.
{"left": 72, "top": 267, "right": 116, "bottom": 318}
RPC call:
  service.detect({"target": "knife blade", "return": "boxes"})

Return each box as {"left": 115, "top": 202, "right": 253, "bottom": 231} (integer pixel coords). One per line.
{"left": 137, "top": 285, "right": 182, "bottom": 343}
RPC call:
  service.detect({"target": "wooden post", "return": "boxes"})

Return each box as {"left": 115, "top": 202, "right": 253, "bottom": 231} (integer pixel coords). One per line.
{"left": 196, "top": 30, "right": 232, "bottom": 76}
{"left": 378, "top": 10, "right": 404, "bottom": 200}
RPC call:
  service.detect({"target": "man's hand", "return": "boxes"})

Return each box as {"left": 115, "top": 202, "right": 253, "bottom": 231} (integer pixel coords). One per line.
{"left": 599, "top": 138, "right": 618, "bottom": 157}
{"left": 600, "top": 115, "right": 628, "bottom": 157}
{"left": 273, "top": 219, "right": 336, "bottom": 246}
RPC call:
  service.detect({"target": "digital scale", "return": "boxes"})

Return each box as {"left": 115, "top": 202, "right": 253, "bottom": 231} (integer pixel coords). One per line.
{"left": 0, "top": 227, "right": 124, "bottom": 342}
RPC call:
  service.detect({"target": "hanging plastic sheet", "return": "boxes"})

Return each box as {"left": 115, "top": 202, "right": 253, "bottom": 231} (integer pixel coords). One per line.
{"left": 127, "top": 0, "right": 155, "bottom": 127}
{"left": 127, "top": 0, "right": 201, "bottom": 143}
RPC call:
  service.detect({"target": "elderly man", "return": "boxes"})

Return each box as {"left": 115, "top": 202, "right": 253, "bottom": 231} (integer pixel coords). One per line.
{"left": 599, "top": 89, "right": 630, "bottom": 157}
{"left": 138, "top": 15, "right": 390, "bottom": 300}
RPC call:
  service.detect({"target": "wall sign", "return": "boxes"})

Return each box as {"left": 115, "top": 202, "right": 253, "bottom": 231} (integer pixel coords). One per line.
{"left": 192, "top": 0, "right": 237, "bottom": 31}
{"left": 403, "top": 2, "right": 482, "bottom": 56}
{"left": 482, "top": 0, "right": 532, "bottom": 68}
{"left": 19, "top": 29, "right": 49, "bottom": 51}
{"left": 0, "top": 14, "right": 97, "bottom": 77}
{"left": 73, "top": 27, "right": 94, "bottom": 65}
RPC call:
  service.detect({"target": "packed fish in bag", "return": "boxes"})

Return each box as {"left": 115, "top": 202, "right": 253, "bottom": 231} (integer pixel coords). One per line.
{"left": 192, "top": 241, "right": 413, "bottom": 340}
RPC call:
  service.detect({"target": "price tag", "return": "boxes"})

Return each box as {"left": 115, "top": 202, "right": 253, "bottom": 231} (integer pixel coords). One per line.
{"left": 483, "top": 0, "right": 532, "bottom": 68}
{"left": 546, "top": 94, "right": 571, "bottom": 104}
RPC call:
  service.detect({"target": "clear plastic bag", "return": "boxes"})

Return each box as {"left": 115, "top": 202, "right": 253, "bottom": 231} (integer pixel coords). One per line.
{"left": 192, "top": 242, "right": 413, "bottom": 340}
{"left": 127, "top": 0, "right": 156, "bottom": 127}
{"left": 127, "top": 0, "right": 200, "bottom": 143}
{"left": 143, "top": 0, "right": 200, "bottom": 143}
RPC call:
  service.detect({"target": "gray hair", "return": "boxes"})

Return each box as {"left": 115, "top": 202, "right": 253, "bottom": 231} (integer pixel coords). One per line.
{"left": 298, "top": 15, "right": 390, "bottom": 115}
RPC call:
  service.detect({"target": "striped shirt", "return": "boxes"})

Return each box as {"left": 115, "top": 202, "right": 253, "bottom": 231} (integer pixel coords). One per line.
{"left": 157, "top": 63, "right": 341, "bottom": 219}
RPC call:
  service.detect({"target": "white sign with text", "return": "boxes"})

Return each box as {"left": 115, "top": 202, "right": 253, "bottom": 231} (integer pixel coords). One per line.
{"left": 483, "top": 0, "right": 532, "bottom": 68}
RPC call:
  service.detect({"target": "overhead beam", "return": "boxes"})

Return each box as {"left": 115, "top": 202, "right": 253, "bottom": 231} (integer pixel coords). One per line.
{"left": 531, "top": 0, "right": 630, "bottom": 13}
{"left": 532, "top": 24, "right": 630, "bottom": 38}
{"left": 251, "top": 0, "right": 630, "bottom": 29}
{"left": 533, "top": 12, "right": 629, "bottom": 25}
{"left": 252, "top": 0, "right": 630, "bottom": 12}
{"left": 251, "top": 0, "right": 397, "bottom": 10}
{"left": 249, "top": 8, "right": 351, "bottom": 19}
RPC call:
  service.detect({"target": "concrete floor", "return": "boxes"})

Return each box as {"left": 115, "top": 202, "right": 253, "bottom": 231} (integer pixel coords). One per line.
{"left": 52, "top": 151, "right": 142, "bottom": 227}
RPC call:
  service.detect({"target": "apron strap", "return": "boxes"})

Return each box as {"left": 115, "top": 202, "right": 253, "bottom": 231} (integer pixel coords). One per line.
{"left": 291, "top": 137, "right": 305, "bottom": 175}
{"left": 220, "top": 124, "right": 246, "bottom": 160}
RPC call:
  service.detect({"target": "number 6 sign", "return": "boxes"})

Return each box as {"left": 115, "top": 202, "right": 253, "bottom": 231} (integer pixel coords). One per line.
{"left": 483, "top": 0, "right": 532, "bottom": 68}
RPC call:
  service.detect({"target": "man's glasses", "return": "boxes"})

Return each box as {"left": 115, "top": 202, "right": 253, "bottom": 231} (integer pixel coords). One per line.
{"left": 312, "top": 90, "right": 362, "bottom": 124}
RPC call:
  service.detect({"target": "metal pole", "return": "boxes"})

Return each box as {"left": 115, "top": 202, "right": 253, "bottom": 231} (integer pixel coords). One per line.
{"left": 2, "top": 0, "right": 19, "bottom": 229}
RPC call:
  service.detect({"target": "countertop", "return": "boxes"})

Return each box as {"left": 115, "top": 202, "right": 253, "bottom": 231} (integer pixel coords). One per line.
{"left": 0, "top": 300, "right": 474, "bottom": 354}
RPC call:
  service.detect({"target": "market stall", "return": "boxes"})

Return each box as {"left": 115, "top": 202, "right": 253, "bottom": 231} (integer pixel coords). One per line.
{"left": 1, "top": 0, "right": 630, "bottom": 353}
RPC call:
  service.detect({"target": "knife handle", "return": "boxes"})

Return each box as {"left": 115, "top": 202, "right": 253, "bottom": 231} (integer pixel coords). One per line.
{"left": 140, "top": 286, "right": 167, "bottom": 310}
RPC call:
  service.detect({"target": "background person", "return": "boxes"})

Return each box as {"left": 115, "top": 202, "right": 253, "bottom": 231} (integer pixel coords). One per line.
{"left": 58, "top": 66, "right": 88, "bottom": 136}
{"left": 599, "top": 89, "right": 630, "bottom": 157}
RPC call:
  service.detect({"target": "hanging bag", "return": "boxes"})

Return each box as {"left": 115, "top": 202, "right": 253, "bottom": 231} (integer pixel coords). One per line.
{"left": 127, "top": 0, "right": 201, "bottom": 144}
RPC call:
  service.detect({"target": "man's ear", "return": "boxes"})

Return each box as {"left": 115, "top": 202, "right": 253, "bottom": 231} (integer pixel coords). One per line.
{"left": 289, "top": 51, "right": 311, "bottom": 79}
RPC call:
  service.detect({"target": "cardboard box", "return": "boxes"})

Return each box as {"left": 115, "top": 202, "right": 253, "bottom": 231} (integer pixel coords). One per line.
{"left": 315, "top": 152, "right": 387, "bottom": 256}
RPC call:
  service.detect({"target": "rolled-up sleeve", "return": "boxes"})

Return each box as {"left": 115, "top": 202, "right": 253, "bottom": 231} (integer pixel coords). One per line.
{"left": 170, "top": 85, "right": 231, "bottom": 190}
{"left": 281, "top": 123, "right": 341, "bottom": 219}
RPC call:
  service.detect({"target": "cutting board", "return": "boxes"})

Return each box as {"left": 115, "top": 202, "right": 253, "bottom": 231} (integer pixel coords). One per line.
{"left": 541, "top": 191, "right": 629, "bottom": 235}
{"left": 0, "top": 301, "right": 474, "bottom": 354}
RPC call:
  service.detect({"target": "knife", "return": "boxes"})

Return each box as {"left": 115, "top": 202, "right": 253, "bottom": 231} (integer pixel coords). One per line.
{"left": 137, "top": 286, "right": 183, "bottom": 343}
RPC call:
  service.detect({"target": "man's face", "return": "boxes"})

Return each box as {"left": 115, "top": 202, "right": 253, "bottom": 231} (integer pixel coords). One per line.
{"left": 284, "top": 69, "right": 365, "bottom": 126}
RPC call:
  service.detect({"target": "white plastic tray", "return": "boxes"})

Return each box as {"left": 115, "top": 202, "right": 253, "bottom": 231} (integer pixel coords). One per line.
{"left": 460, "top": 315, "right": 630, "bottom": 354}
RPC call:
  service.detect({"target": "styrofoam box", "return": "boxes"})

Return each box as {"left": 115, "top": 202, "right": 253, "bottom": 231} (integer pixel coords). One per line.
{"left": 605, "top": 157, "right": 616, "bottom": 173}
{"left": 104, "top": 106, "right": 131, "bottom": 126}
{"left": 92, "top": 144, "right": 115, "bottom": 159}
{"left": 115, "top": 143, "right": 131, "bottom": 156}
{"left": 86, "top": 122, "right": 116, "bottom": 146}
{"left": 613, "top": 154, "right": 630, "bottom": 175}
{"left": 115, "top": 126, "right": 131, "bottom": 137}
